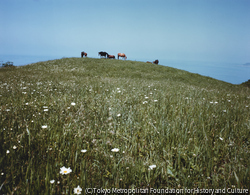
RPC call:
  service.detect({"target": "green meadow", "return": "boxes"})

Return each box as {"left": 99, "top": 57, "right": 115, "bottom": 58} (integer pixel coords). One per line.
{"left": 0, "top": 57, "right": 249, "bottom": 194}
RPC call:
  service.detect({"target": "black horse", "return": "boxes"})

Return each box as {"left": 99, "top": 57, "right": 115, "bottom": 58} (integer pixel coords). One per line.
{"left": 98, "top": 51, "right": 109, "bottom": 58}
{"left": 153, "top": 60, "right": 159, "bottom": 64}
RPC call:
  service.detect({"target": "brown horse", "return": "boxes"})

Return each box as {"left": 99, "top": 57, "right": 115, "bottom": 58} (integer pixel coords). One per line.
{"left": 117, "top": 53, "right": 127, "bottom": 60}
{"left": 108, "top": 55, "right": 115, "bottom": 59}
{"left": 153, "top": 60, "right": 159, "bottom": 64}
{"left": 81, "top": 52, "right": 87, "bottom": 57}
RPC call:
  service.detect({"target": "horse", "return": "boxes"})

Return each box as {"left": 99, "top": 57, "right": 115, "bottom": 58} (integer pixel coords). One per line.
{"left": 108, "top": 55, "right": 115, "bottom": 59}
{"left": 98, "top": 51, "right": 109, "bottom": 58}
{"left": 153, "top": 60, "right": 159, "bottom": 64}
{"left": 117, "top": 53, "right": 127, "bottom": 60}
{"left": 81, "top": 52, "right": 87, "bottom": 57}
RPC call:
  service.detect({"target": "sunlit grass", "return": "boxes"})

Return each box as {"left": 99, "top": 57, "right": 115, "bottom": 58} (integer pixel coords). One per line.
{"left": 0, "top": 57, "right": 249, "bottom": 194}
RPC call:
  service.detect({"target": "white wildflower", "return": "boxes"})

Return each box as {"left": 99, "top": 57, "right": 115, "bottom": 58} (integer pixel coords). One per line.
{"left": 50, "top": 180, "right": 55, "bottom": 184}
{"left": 111, "top": 148, "right": 119, "bottom": 152}
{"left": 149, "top": 165, "right": 156, "bottom": 170}
{"left": 81, "top": 149, "right": 87, "bottom": 153}
{"left": 71, "top": 102, "right": 76, "bottom": 106}
{"left": 74, "top": 185, "right": 82, "bottom": 194}
{"left": 60, "top": 166, "right": 72, "bottom": 175}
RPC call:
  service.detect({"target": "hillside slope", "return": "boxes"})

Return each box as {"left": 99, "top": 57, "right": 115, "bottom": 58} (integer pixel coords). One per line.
{"left": 0, "top": 58, "right": 249, "bottom": 193}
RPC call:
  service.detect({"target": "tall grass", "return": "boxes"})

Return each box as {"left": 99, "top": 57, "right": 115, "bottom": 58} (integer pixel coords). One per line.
{"left": 0, "top": 58, "right": 249, "bottom": 194}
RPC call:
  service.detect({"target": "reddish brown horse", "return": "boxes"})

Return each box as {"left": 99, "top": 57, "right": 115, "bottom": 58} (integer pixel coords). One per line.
{"left": 146, "top": 60, "right": 159, "bottom": 64}
{"left": 108, "top": 55, "right": 115, "bottom": 59}
{"left": 81, "top": 52, "right": 87, "bottom": 57}
{"left": 117, "top": 53, "right": 127, "bottom": 60}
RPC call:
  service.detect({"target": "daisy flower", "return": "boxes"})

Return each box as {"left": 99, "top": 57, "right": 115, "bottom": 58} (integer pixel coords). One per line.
{"left": 60, "top": 166, "right": 72, "bottom": 175}
{"left": 111, "top": 148, "right": 119, "bottom": 152}
{"left": 74, "top": 185, "right": 82, "bottom": 194}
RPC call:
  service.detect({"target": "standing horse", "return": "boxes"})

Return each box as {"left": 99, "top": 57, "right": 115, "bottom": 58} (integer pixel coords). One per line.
{"left": 117, "top": 53, "right": 127, "bottom": 60}
{"left": 98, "top": 51, "right": 109, "bottom": 58}
{"left": 108, "top": 55, "right": 115, "bottom": 59}
{"left": 81, "top": 52, "right": 87, "bottom": 57}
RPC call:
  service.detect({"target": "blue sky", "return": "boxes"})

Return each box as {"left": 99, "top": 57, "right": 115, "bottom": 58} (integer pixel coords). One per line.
{"left": 0, "top": 0, "right": 250, "bottom": 63}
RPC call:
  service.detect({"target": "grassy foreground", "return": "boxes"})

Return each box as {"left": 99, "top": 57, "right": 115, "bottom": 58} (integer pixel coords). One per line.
{"left": 0, "top": 57, "right": 249, "bottom": 194}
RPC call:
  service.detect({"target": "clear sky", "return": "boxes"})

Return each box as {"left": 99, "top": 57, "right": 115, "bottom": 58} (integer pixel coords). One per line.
{"left": 0, "top": 0, "right": 250, "bottom": 63}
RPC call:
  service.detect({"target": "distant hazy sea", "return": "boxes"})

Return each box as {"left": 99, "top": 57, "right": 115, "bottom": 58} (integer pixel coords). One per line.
{"left": 0, "top": 54, "right": 249, "bottom": 85}
{"left": 0, "top": 54, "right": 64, "bottom": 67}
{"left": 158, "top": 59, "right": 250, "bottom": 85}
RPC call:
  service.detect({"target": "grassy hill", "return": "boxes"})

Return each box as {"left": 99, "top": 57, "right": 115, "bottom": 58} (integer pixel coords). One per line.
{"left": 0, "top": 58, "right": 249, "bottom": 194}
